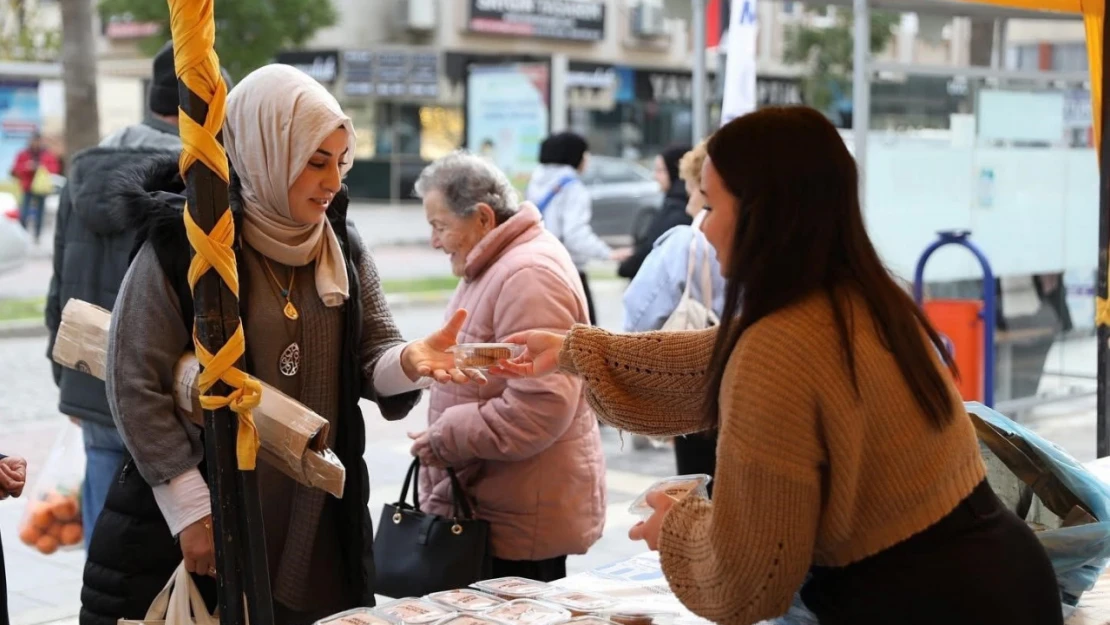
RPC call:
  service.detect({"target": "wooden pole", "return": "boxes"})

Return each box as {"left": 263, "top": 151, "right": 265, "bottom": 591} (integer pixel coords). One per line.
{"left": 166, "top": 1, "right": 275, "bottom": 622}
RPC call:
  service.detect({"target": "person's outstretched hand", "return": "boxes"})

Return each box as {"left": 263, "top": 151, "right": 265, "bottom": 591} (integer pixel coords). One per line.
{"left": 488, "top": 330, "right": 567, "bottom": 379}
{"left": 402, "top": 309, "right": 487, "bottom": 385}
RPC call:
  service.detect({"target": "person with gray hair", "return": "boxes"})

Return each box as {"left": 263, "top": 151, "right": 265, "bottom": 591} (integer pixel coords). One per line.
{"left": 410, "top": 150, "right": 606, "bottom": 581}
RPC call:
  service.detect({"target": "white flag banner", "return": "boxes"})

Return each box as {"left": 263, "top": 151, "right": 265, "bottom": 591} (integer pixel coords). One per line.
{"left": 720, "top": 0, "right": 758, "bottom": 126}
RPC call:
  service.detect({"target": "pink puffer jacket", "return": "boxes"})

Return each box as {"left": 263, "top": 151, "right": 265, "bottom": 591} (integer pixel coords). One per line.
{"left": 420, "top": 203, "right": 607, "bottom": 561}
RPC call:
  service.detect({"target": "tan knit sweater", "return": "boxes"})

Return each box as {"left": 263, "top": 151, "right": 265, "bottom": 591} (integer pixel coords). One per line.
{"left": 558, "top": 291, "right": 986, "bottom": 625}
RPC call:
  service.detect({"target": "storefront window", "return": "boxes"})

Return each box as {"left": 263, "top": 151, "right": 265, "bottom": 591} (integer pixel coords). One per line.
{"left": 418, "top": 105, "right": 464, "bottom": 160}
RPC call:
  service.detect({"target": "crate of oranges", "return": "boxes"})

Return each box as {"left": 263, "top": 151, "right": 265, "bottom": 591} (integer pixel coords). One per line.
{"left": 17, "top": 422, "right": 85, "bottom": 554}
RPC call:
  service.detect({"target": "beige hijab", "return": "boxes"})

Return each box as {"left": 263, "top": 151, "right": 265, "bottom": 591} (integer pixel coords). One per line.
{"left": 224, "top": 64, "right": 356, "bottom": 307}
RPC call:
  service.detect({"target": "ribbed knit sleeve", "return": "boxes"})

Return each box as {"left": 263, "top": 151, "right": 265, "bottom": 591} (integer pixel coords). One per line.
{"left": 556, "top": 325, "right": 716, "bottom": 436}
{"left": 656, "top": 317, "right": 824, "bottom": 625}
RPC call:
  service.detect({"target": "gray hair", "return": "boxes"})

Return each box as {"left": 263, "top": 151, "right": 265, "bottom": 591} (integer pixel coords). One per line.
{"left": 413, "top": 150, "right": 520, "bottom": 224}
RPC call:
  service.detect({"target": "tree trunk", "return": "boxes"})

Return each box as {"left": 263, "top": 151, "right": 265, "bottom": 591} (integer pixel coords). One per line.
{"left": 59, "top": 0, "right": 99, "bottom": 159}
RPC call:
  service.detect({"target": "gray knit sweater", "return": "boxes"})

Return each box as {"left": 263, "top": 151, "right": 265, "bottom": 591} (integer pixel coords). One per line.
{"left": 106, "top": 236, "right": 411, "bottom": 615}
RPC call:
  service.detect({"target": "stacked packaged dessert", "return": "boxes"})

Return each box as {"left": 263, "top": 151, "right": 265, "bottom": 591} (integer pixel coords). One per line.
{"left": 538, "top": 590, "right": 615, "bottom": 618}
{"left": 314, "top": 608, "right": 399, "bottom": 625}
{"left": 377, "top": 598, "right": 456, "bottom": 625}
{"left": 428, "top": 589, "right": 506, "bottom": 613}
{"left": 470, "top": 577, "right": 552, "bottom": 601}
{"left": 483, "top": 599, "right": 570, "bottom": 625}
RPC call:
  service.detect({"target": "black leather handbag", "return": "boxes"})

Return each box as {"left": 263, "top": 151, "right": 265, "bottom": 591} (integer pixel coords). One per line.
{"left": 373, "top": 458, "right": 492, "bottom": 598}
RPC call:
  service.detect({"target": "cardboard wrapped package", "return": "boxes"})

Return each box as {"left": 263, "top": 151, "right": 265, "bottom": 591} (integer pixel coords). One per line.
{"left": 52, "top": 299, "right": 346, "bottom": 498}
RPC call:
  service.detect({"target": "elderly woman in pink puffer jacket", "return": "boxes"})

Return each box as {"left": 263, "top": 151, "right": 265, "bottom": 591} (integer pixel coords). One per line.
{"left": 408, "top": 151, "right": 607, "bottom": 582}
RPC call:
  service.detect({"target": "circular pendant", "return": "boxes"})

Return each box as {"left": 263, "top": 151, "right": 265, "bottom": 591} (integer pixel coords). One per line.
{"left": 283, "top": 301, "right": 299, "bottom": 321}
{"left": 279, "top": 342, "right": 301, "bottom": 377}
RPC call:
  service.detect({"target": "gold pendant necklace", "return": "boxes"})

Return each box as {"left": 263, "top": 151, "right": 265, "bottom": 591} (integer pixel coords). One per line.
{"left": 263, "top": 258, "right": 299, "bottom": 321}
{"left": 262, "top": 257, "right": 301, "bottom": 377}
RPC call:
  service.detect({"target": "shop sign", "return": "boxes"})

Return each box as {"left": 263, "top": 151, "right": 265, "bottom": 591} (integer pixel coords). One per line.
{"left": 468, "top": 0, "right": 606, "bottom": 42}
{"left": 276, "top": 50, "right": 340, "bottom": 84}
{"left": 636, "top": 68, "right": 803, "bottom": 107}
{"left": 343, "top": 50, "right": 440, "bottom": 99}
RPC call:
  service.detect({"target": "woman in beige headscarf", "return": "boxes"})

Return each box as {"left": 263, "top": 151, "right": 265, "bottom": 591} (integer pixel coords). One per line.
{"left": 86, "top": 64, "right": 476, "bottom": 625}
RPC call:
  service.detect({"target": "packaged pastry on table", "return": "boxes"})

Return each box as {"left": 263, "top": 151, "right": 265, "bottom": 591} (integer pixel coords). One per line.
{"left": 565, "top": 618, "right": 619, "bottom": 625}
{"left": 627, "top": 474, "right": 713, "bottom": 520}
{"left": 539, "top": 589, "right": 615, "bottom": 616}
{"left": 599, "top": 611, "right": 676, "bottom": 625}
{"left": 484, "top": 599, "right": 571, "bottom": 625}
{"left": 314, "top": 608, "right": 399, "bottom": 625}
{"left": 428, "top": 589, "right": 506, "bottom": 612}
{"left": 447, "top": 344, "right": 525, "bottom": 371}
{"left": 433, "top": 615, "right": 504, "bottom": 625}
{"left": 470, "top": 577, "right": 552, "bottom": 600}
{"left": 377, "top": 598, "right": 456, "bottom": 625}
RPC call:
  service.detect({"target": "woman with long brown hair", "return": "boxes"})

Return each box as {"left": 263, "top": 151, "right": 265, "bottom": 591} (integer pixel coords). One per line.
{"left": 494, "top": 107, "right": 1062, "bottom": 624}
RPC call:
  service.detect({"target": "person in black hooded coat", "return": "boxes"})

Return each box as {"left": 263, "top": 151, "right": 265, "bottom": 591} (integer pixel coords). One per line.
{"left": 617, "top": 144, "right": 693, "bottom": 280}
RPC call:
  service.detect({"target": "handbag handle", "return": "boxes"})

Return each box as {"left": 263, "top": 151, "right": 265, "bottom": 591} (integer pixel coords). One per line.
{"left": 395, "top": 458, "right": 477, "bottom": 521}
{"left": 397, "top": 457, "right": 422, "bottom": 511}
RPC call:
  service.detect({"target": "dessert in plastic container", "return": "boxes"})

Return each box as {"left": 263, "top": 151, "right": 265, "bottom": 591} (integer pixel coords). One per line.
{"left": 448, "top": 343, "right": 525, "bottom": 371}
{"left": 428, "top": 589, "right": 506, "bottom": 612}
{"left": 627, "top": 474, "right": 712, "bottom": 519}
{"left": 314, "top": 608, "right": 399, "bottom": 625}
{"left": 377, "top": 598, "right": 456, "bottom": 624}
{"left": 471, "top": 577, "right": 552, "bottom": 600}
{"left": 599, "top": 610, "right": 677, "bottom": 625}
{"left": 565, "top": 617, "right": 620, "bottom": 625}
{"left": 483, "top": 599, "right": 570, "bottom": 625}
{"left": 432, "top": 615, "right": 504, "bottom": 625}
{"left": 539, "top": 589, "right": 615, "bottom": 616}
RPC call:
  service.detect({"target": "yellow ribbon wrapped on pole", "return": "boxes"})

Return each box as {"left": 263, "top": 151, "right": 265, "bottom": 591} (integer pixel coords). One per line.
{"left": 169, "top": 0, "right": 262, "bottom": 470}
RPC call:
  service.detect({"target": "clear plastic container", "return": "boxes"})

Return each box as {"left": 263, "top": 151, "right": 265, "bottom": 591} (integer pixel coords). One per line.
{"left": 448, "top": 343, "right": 525, "bottom": 371}
{"left": 484, "top": 599, "right": 570, "bottom": 625}
{"left": 471, "top": 577, "right": 552, "bottom": 600}
{"left": 627, "top": 474, "right": 712, "bottom": 519}
{"left": 599, "top": 611, "right": 677, "bottom": 625}
{"left": 377, "top": 598, "right": 456, "bottom": 625}
{"left": 565, "top": 618, "right": 620, "bottom": 625}
{"left": 428, "top": 589, "right": 506, "bottom": 612}
{"left": 314, "top": 608, "right": 398, "bottom": 625}
{"left": 432, "top": 615, "right": 504, "bottom": 625}
{"left": 539, "top": 590, "right": 615, "bottom": 616}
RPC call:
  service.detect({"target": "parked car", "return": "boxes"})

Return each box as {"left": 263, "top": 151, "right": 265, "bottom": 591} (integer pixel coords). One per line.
{"left": 0, "top": 194, "right": 30, "bottom": 276}
{"left": 580, "top": 155, "right": 663, "bottom": 245}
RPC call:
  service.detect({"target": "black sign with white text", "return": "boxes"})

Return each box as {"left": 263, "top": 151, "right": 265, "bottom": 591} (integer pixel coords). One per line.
{"left": 468, "top": 0, "right": 605, "bottom": 42}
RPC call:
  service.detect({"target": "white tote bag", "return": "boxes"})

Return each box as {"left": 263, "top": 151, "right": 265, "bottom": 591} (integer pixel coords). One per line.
{"left": 118, "top": 563, "right": 220, "bottom": 625}
{"left": 662, "top": 215, "right": 720, "bottom": 331}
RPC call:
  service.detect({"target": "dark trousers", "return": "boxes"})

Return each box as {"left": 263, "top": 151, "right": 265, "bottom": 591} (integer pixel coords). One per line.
{"left": 491, "top": 556, "right": 567, "bottom": 583}
{"left": 18, "top": 192, "right": 45, "bottom": 242}
{"left": 801, "top": 480, "right": 1062, "bottom": 625}
{"left": 578, "top": 271, "right": 598, "bottom": 326}
{"left": 673, "top": 431, "right": 718, "bottom": 497}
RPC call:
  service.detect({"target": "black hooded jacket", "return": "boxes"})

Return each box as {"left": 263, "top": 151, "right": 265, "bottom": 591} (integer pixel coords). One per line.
{"left": 617, "top": 146, "right": 693, "bottom": 279}
{"left": 45, "top": 146, "right": 182, "bottom": 427}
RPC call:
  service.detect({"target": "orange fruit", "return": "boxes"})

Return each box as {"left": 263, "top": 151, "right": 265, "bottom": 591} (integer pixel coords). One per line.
{"left": 36, "top": 534, "right": 59, "bottom": 555}
{"left": 60, "top": 523, "right": 82, "bottom": 547}
{"left": 47, "top": 523, "right": 64, "bottom": 540}
{"left": 18, "top": 523, "right": 39, "bottom": 546}
{"left": 51, "top": 498, "right": 78, "bottom": 523}
{"left": 30, "top": 504, "right": 54, "bottom": 530}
